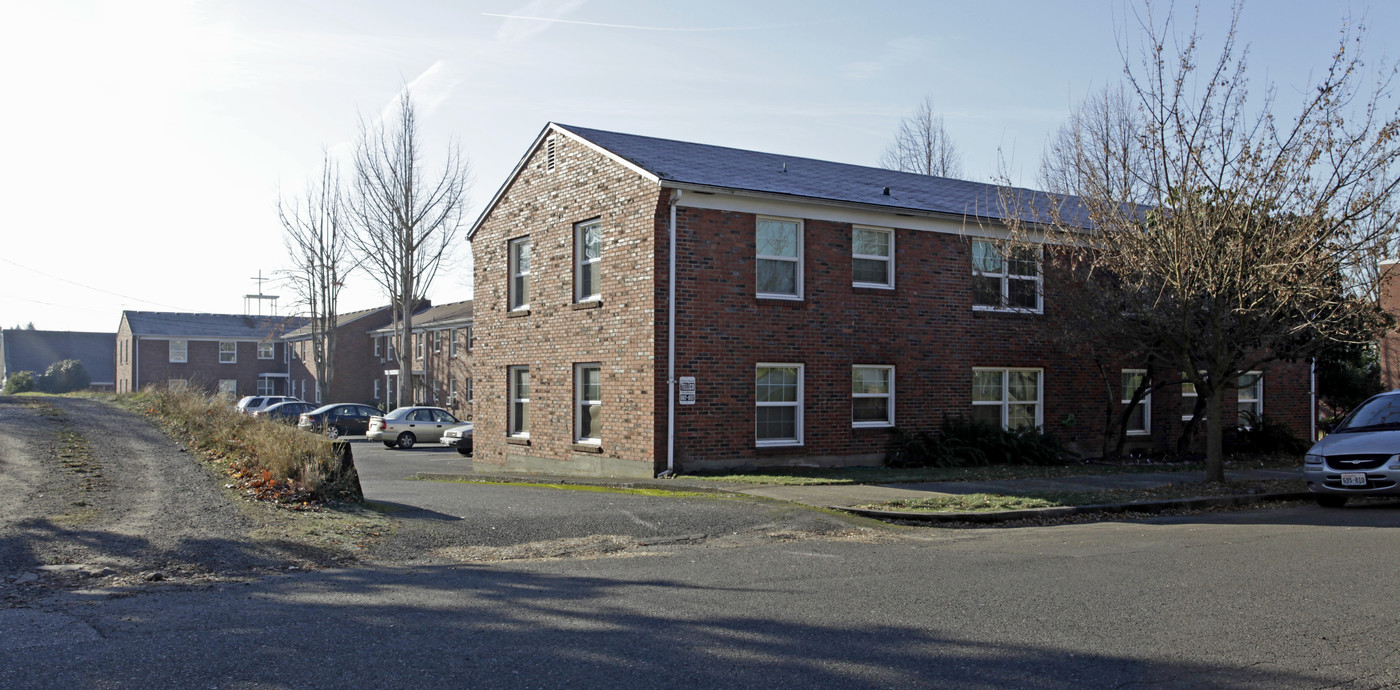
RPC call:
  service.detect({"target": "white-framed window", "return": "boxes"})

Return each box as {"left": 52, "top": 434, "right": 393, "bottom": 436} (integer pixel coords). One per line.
{"left": 258, "top": 342, "right": 274, "bottom": 360}
{"left": 1182, "top": 377, "right": 1199, "bottom": 421}
{"left": 449, "top": 378, "right": 458, "bottom": 405}
{"left": 450, "top": 329, "right": 459, "bottom": 357}
{"left": 1238, "top": 372, "right": 1263, "bottom": 428}
{"left": 509, "top": 236, "right": 531, "bottom": 311}
{"left": 852, "top": 365, "right": 895, "bottom": 427}
{"left": 434, "top": 331, "right": 443, "bottom": 354}
{"left": 509, "top": 366, "right": 530, "bottom": 437}
{"left": 218, "top": 380, "right": 236, "bottom": 398}
{"left": 256, "top": 378, "right": 275, "bottom": 396}
{"left": 284, "top": 343, "right": 290, "bottom": 363}
{"left": 852, "top": 226, "right": 894, "bottom": 289}
{"left": 168, "top": 379, "right": 188, "bottom": 392}
{"left": 219, "top": 341, "right": 237, "bottom": 364}
{"left": 972, "top": 368, "right": 1043, "bottom": 430}
{"left": 315, "top": 385, "right": 322, "bottom": 404}
{"left": 971, "top": 239, "right": 1042, "bottom": 312}
{"left": 388, "top": 340, "right": 396, "bottom": 361}
{"left": 466, "top": 377, "right": 473, "bottom": 403}
{"left": 415, "top": 333, "right": 424, "bottom": 359}
{"left": 756, "top": 363, "right": 803, "bottom": 446}
{"left": 575, "top": 219, "right": 602, "bottom": 302}
{"left": 374, "top": 336, "right": 381, "bottom": 358}
{"left": 373, "top": 379, "right": 381, "bottom": 401}
{"left": 466, "top": 325, "right": 475, "bottom": 350}
{"left": 756, "top": 217, "right": 802, "bottom": 299}
{"left": 169, "top": 340, "right": 187, "bottom": 363}
{"left": 1122, "top": 369, "right": 1151, "bottom": 435}
{"left": 575, "top": 363, "right": 602, "bottom": 443}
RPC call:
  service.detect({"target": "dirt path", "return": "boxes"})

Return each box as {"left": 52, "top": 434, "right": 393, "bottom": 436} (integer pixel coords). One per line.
{"left": 0, "top": 396, "right": 334, "bottom": 606}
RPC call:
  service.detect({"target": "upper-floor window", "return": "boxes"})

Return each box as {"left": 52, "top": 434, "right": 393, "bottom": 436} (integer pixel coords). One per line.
{"left": 576, "top": 219, "right": 602, "bottom": 302}
{"left": 756, "top": 217, "right": 802, "bottom": 299}
{"left": 415, "top": 333, "right": 424, "bottom": 359}
{"left": 1238, "top": 372, "right": 1263, "bottom": 428}
{"left": 434, "top": 330, "right": 444, "bottom": 354}
{"left": 450, "top": 329, "right": 459, "bottom": 357}
{"left": 972, "top": 368, "right": 1042, "bottom": 430}
{"left": 852, "top": 365, "right": 895, "bottom": 427}
{"left": 374, "top": 336, "right": 381, "bottom": 358}
{"left": 258, "top": 342, "right": 274, "bottom": 360}
{"left": 509, "top": 236, "right": 531, "bottom": 311}
{"left": 219, "top": 341, "right": 237, "bottom": 364}
{"left": 852, "top": 227, "right": 894, "bottom": 289}
{"left": 169, "top": 340, "right": 187, "bottom": 363}
{"left": 972, "top": 239, "right": 1041, "bottom": 312}
{"left": 1122, "top": 369, "right": 1151, "bottom": 435}
{"left": 756, "top": 364, "right": 803, "bottom": 446}
{"left": 466, "top": 325, "right": 475, "bottom": 350}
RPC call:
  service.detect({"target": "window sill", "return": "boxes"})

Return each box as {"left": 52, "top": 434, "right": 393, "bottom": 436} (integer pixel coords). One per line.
{"left": 506, "top": 436, "right": 530, "bottom": 446}
{"left": 756, "top": 294, "right": 803, "bottom": 302}
{"left": 852, "top": 283, "right": 895, "bottom": 291}
{"left": 571, "top": 300, "right": 602, "bottom": 311}
{"left": 507, "top": 309, "right": 530, "bottom": 319}
{"left": 972, "top": 305, "right": 1043, "bottom": 315}
{"left": 853, "top": 422, "right": 895, "bottom": 429}
{"left": 572, "top": 442, "right": 603, "bottom": 453}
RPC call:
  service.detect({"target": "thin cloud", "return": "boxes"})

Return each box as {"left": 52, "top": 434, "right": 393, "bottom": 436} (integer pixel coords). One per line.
{"left": 482, "top": 12, "right": 804, "bottom": 32}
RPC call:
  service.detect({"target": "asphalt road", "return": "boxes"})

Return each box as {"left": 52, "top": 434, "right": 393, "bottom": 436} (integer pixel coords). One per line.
{"left": 5, "top": 501, "right": 1399, "bottom": 688}
{"left": 346, "top": 439, "right": 871, "bottom": 562}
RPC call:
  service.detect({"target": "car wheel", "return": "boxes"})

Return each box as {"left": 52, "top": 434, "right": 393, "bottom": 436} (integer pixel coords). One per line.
{"left": 325, "top": 425, "right": 343, "bottom": 440}
{"left": 395, "top": 432, "right": 416, "bottom": 449}
{"left": 383, "top": 441, "right": 396, "bottom": 449}
{"left": 457, "top": 446, "right": 471, "bottom": 456}
{"left": 1315, "top": 495, "right": 1348, "bottom": 508}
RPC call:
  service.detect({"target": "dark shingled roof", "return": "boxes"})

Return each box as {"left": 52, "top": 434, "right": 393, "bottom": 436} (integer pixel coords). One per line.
{"left": 557, "top": 124, "right": 1091, "bottom": 228}
{"left": 1, "top": 330, "right": 116, "bottom": 385}
{"left": 122, "top": 312, "right": 307, "bottom": 340}
{"left": 368, "top": 300, "right": 472, "bottom": 335}
{"left": 283, "top": 304, "right": 398, "bottom": 340}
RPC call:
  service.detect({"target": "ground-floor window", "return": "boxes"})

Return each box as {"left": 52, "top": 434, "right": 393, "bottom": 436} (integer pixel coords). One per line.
{"left": 575, "top": 363, "right": 601, "bottom": 443}
{"left": 1238, "top": 372, "right": 1263, "bottom": 427}
{"left": 168, "top": 379, "right": 188, "bottom": 392}
{"left": 256, "top": 378, "right": 275, "bottom": 396}
{"left": 374, "top": 379, "right": 381, "bottom": 401}
{"left": 852, "top": 365, "right": 894, "bottom": 427}
{"left": 1122, "top": 369, "right": 1150, "bottom": 434}
{"left": 509, "top": 366, "right": 530, "bottom": 437}
{"left": 972, "top": 368, "right": 1042, "bottom": 430}
{"left": 756, "top": 364, "right": 803, "bottom": 446}
{"left": 218, "top": 380, "right": 237, "bottom": 399}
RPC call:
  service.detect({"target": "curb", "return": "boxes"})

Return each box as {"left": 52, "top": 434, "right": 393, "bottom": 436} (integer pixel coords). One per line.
{"left": 833, "top": 491, "right": 1315, "bottom": 523}
{"left": 410, "top": 472, "right": 741, "bottom": 497}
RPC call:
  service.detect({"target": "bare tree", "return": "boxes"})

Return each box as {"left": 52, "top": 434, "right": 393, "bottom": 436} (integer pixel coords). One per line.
{"left": 345, "top": 89, "right": 470, "bottom": 408}
{"left": 879, "top": 96, "right": 964, "bottom": 178}
{"left": 1039, "top": 83, "right": 1151, "bottom": 204}
{"left": 1001, "top": 2, "right": 1400, "bottom": 481}
{"left": 279, "top": 150, "right": 349, "bottom": 405}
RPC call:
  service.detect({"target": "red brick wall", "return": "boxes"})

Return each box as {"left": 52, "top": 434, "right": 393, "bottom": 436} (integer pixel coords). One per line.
{"left": 134, "top": 338, "right": 288, "bottom": 396}
{"left": 472, "top": 132, "right": 664, "bottom": 473}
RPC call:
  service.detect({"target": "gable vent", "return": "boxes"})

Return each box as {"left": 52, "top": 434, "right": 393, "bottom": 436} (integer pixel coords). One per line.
{"left": 545, "top": 137, "right": 557, "bottom": 172}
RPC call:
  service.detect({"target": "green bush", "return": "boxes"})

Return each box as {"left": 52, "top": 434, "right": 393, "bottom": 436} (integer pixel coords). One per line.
{"left": 3, "top": 371, "right": 36, "bottom": 394}
{"left": 1229, "top": 412, "right": 1310, "bottom": 456}
{"left": 888, "top": 416, "right": 1070, "bottom": 468}
{"left": 38, "top": 359, "right": 90, "bottom": 393}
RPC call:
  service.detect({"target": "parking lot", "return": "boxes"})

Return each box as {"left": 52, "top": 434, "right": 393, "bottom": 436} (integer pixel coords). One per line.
{"left": 341, "top": 436, "right": 474, "bottom": 482}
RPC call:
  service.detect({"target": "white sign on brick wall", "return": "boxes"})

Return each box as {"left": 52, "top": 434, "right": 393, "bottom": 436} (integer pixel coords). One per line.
{"left": 679, "top": 376, "right": 696, "bottom": 405}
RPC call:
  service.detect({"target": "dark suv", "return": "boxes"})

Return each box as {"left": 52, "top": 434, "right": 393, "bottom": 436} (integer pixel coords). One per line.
{"left": 297, "top": 403, "right": 381, "bottom": 438}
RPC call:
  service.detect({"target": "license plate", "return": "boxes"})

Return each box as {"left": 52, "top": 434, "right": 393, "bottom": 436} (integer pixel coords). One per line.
{"left": 1341, "top": 473, "right": 1367, "bottom": 487}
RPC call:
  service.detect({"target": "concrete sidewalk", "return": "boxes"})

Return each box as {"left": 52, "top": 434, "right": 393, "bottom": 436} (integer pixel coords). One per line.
{"left": 424, "top": 466, "right": 1309, "bottom": 524}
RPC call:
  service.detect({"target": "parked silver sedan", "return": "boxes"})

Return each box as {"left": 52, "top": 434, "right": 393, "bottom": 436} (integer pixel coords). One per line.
{"left": 1304, "top": 390, "right": 1400, "bottom": 507}
{"left": 367, "top": 406, "right": 461, "bottom": 449}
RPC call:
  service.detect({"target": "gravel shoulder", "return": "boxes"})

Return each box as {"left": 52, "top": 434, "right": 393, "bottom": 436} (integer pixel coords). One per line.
{"left": 0, "top": 395, "right": 348, "bottom": 606}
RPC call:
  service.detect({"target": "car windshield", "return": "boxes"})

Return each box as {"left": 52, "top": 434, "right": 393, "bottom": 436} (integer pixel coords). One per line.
{"left": 1337, "top": 395, "right": 1400, "bottom": 431}
{"left": 383, "top": 408, "right": 412, "bottom": 420}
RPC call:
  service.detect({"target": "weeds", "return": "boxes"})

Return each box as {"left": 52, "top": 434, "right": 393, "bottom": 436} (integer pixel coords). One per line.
{"left": 121, "top": 387, "right": 359, "bottom": 506}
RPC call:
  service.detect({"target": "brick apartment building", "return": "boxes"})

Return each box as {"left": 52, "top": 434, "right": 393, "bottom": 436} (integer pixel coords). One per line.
{"left": 467, "top": 124, "right": 1315, "bottom": 479}
{"left": 115, "top": 312, "right": 306, "bottom": 397}
{"left": 284, "top": 304, "right": 399, "bottom": 406}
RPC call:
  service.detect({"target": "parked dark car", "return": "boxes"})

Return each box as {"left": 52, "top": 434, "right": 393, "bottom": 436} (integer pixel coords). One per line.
{"left": 255, "top": 401, "right": 317, "bottom": 425}
{"left": 298, "top": 403, "right": 382, "bottom": 439}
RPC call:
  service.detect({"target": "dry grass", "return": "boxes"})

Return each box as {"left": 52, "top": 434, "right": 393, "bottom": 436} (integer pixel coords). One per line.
{"left": 121, "top": 387, "right": 354, "bottom": 503}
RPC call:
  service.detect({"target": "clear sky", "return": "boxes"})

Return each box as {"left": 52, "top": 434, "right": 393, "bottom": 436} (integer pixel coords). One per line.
{"left": 2, "top": 0, "right": 1395, "bottom": 333}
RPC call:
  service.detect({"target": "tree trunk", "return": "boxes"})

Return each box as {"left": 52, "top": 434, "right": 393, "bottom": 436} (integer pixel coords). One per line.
{"left": 1204, "top": 387, "right": 1226, "bottom": 483}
